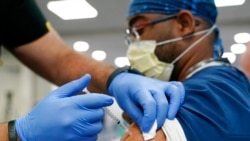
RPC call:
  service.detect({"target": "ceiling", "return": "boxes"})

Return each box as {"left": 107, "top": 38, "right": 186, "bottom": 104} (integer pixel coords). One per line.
{"left": 5, "top": 0, "right": 249, "bottom": 69}
{"left": 36, "top": 0, "right": 131, "bottom": 34}
{"left": 36, "top": 0, "right": 250, "bottom": 34}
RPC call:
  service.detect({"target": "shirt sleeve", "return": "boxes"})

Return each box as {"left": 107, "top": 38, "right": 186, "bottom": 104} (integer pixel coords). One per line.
{"left": 177, "top": 66, "right": 250, "bottom": 141}
{"left": 162, "top": 118, "right": 187, "bottom": 141}
{"left": 1, "top": 0, "right": 49, "bottom": 48}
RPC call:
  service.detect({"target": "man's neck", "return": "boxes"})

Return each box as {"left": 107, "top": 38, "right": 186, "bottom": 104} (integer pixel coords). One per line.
{"left": 174, "top": 54, "right": 212, "bottom": 81}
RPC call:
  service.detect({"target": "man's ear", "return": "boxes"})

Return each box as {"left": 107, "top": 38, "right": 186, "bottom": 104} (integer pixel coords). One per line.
{"left": 175, "top": 10, "right": 196, "bottom": 36}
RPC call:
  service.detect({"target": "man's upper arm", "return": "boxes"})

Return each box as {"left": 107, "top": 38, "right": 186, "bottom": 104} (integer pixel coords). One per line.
{"left": 240, "top": 42, "right": 250, "bottom": 78}
{"left": 179, "top": 66, "right": 250, "bottom": 141}
{"left": 121, "top": 123, "right": 167, "bottom": 141}
{"left": 2, "top": 0, "right": 49, "bottom": 48}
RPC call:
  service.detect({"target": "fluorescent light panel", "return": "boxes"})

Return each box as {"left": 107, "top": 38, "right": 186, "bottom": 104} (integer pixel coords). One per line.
{"left": 234, "top": 33, "right": 250, "bottom": 44}
{"left": 92, "top": 50, "right": 107, "bottom": 61}
{"left": 230, "top": 44, "right": 247, "bottom": 54}
{"left": 114, "top": 57, "right": 130, "bottom": 67}
{"left": 73, "top": 41, "right": 89, "bottom": 52}
{"left": 215, "top": 0, "right": 245, "bottom": 7}
{"left": 47, "top": 0, "right": 98, "bottom": 20}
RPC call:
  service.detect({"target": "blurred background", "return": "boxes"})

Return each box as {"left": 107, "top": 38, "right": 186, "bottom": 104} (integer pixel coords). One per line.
{"left": 0, "top": 0, "right": 249, "bottom": 140}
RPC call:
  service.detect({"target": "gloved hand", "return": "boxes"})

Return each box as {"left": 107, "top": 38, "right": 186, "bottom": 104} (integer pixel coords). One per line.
{"left": 16, "top": 74, "right": 113, "bottom": 141}
{"left": 108, "top": 73, "right": 185, "bottom": 132}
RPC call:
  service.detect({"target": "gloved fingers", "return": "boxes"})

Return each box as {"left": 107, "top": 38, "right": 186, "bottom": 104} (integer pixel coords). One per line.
{"left": 121, "top": 100, "right": 144, "bottom": 130}
{"left": 79, "top": 136, "right": 98, "bottom": 141}
{"left": 79, "top": 108, "right": 105, "bottom": 123}
{"left": 135, "top": 90, "right": 157, "bottom": 132}
{"left": 70, "top": 94, "right": 113, "bottom": 109}
{"left": 52, "top": 74, "right": 92, "bottom": 98}
{"left": 170, "top": 82, "right": 185, "bottom": 103}
{"left": 151, "top": 90, "right": 168, "bottom": 129}
{"left": 78, "top": 121, "right": 103, "bottom": 137}
{"left": 164, "top": 82, "right": 185, "bottom": 119}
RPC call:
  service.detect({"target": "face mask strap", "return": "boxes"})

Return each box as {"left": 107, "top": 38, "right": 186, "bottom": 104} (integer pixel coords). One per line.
{"left": 171, "top": 25, "right": 217, "bottom": 64}
{"left": 157, "top": 37, "right": 183, "bottom": 46}
{"left": 156, "top": 26, "right": 214, "bottom": 46}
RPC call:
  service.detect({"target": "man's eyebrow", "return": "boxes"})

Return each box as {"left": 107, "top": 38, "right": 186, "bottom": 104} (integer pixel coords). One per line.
{"left": 128, "top": 15, "right": 147, "bottom": 27}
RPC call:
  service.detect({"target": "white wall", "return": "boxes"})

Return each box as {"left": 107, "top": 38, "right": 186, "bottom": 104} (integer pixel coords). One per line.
{"left": 0, "top": 49, "right": 51, "bottom": 122}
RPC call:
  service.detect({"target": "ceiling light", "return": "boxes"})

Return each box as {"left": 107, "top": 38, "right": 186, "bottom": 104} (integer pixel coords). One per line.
{"left": 92, "top": 50, "right": 106, "bottom": 61}
{"left": 234, "top": 33, "right": 250, "bottom": 44}
{"left": 114, "top": 57, "right": 130, "bottom": 67}
{"left": 47, "top": 0, "right": 98, "bottom": 20}
{"left": 215, "top": 0, "right": 245, "bottom": 7}
{"left": 73, "top": 41, "right": 89, "bottom": 52}
{"left": 222, "top": 52, "right": 236, "bottom": 64}
{"left": 231, "top": 44, "right": 247, "bottom": 54}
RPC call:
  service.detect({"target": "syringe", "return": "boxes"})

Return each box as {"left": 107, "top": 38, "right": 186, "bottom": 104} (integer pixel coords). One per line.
{"left": 104, "top": 107, "right": 131, "bottom": 135}
{"left": 83, "top": 89, "right": 131, "bottom": 135}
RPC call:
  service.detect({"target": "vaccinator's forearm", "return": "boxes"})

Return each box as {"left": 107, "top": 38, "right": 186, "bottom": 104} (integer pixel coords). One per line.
{"left": 9, "top": 30, "right": 115, "bottom": 93}
{"left": 0, "top": 123, "right": 9, "bottom": 141}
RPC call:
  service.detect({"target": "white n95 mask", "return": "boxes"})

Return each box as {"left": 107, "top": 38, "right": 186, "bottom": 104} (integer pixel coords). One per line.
{"left": 127, "top": 25, "right": 217, "bottom": 81}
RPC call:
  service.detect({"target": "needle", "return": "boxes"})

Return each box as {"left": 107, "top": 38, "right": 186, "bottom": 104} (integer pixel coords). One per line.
{"left": 104, "top": 107, "right": 132, "bottom": 135}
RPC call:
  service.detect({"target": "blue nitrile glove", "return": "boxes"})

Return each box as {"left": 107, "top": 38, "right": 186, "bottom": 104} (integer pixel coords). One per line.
{"left": 108, "top": 73, "right": 185, "bottom": 132}
{"left": 16, "top": 74, "right": 113, "bottom": 141}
